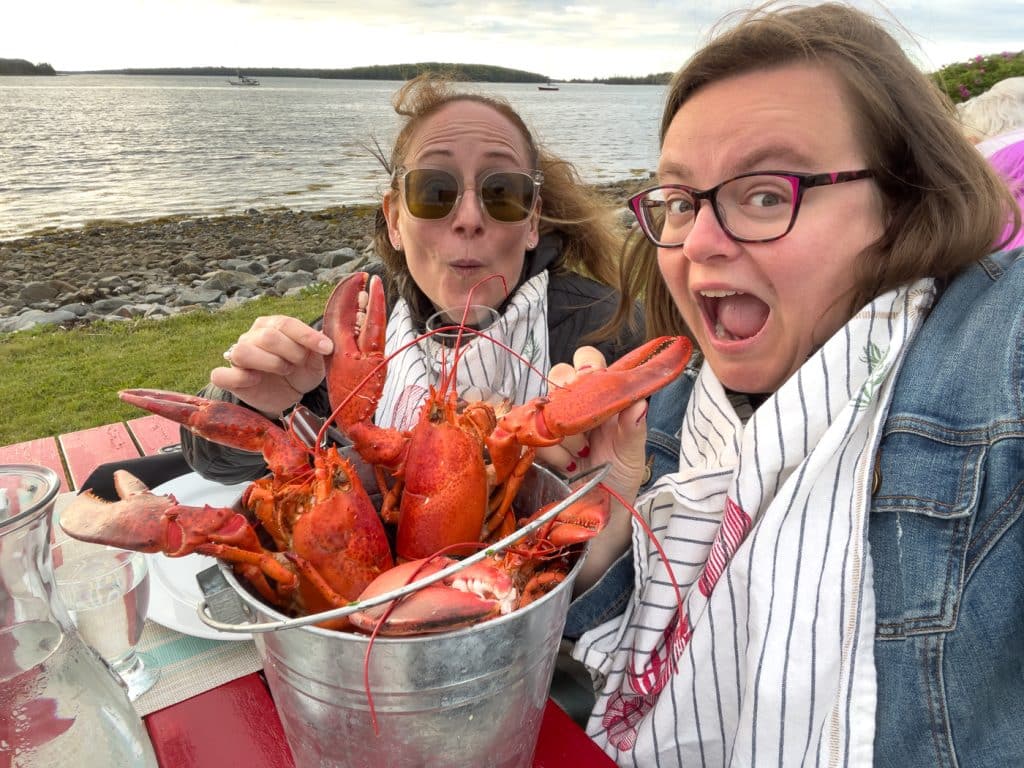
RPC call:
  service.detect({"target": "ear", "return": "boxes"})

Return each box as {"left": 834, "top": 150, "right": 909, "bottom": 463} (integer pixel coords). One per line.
{"left": 382, "top": 190, "right": 402, "bottom": 250}
{"left": 527, "top": 194, "right": 542, "bottom": 248}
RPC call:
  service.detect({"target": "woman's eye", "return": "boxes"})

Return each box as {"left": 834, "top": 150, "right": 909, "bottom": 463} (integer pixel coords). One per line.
{"left": 666, "top": 197, "right": 695, "bottom": 215}
{"left": 748, "top": 191, "right": 784, "bottom": 208}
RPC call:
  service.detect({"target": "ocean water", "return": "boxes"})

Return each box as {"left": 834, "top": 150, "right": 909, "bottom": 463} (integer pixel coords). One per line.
{"left": 0, "top": 75, "right": 665, "bottom": 241}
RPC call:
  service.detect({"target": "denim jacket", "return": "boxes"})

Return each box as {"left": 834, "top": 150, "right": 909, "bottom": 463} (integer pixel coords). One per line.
{"left": 567, "top": 248, "right": 1024, "bottom": 766}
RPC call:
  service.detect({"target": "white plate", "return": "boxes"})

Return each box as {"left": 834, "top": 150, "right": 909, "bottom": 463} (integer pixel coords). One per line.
{"left": 146, "top": 473, "right": 254, "bottom": 641}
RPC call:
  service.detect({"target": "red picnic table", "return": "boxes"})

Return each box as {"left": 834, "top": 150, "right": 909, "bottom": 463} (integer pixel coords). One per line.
{"left": 1, "top": 418, "right": 615, "bottom": 767}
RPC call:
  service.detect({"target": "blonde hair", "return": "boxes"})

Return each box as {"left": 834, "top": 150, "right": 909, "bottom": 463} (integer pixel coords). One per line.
{"left": 957, "top": 77, "right": 1024, "bottom": 142}
{"left": 371, "top": 74, "right": 623, "bottom": 308}
{"left": 612, "top": 2, "right": 1020, "bottom": 339}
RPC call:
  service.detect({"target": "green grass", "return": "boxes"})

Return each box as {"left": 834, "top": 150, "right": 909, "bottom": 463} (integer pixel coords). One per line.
{"left": 0, "top": 283, "right": 334, "bottom": 445}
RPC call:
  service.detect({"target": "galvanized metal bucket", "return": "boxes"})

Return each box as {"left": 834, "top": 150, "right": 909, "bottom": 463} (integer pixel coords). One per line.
{"left": 201, "top": 454, "right": 601, "bottom": 768}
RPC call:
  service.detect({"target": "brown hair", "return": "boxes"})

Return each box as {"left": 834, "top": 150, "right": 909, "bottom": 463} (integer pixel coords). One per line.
{"left": 371, "top": 74, "right": 623, "bottom": 311}
{"left": 615, "top": 2, "right": 1021, "bottom": 338}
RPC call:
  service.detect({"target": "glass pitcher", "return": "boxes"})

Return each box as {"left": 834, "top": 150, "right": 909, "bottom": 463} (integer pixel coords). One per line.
{"left": 0, "top": 465, "right": 158, "bottom": 767}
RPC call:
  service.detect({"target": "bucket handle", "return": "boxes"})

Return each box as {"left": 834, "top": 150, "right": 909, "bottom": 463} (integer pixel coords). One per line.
{"left": 196, "top": 462, "right": 610, "bottom": 634}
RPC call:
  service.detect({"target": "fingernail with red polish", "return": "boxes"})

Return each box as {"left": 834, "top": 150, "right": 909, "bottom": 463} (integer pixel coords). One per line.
{"left": 636, "top": 404, "right": 649, "bottom": 425}
{"left": 565, "top": 461, "right": 577, "bottom": 473}
{"left": 577, "top": 365, "right": 594, "bottom": 373}
{"left": 577, "top": 445, "right": 590, "bottom": 458}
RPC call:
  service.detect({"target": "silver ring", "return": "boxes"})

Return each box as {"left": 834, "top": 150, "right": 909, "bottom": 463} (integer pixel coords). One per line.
{"left": 223, "top": 343, "right": 238, "bottom": 366}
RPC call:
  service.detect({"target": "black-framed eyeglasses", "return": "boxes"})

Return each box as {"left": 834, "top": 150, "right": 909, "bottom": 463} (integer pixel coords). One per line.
{"left": 628, "top": 169, "right": 874, "bottom": 247}
{"left": 395, "top": 167, "right": 544, "bottom": 223}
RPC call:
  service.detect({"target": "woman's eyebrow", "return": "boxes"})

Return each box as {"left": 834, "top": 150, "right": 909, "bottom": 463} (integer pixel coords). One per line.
{"left": 734, "top": 144, "right": 818, "bottom": 172}
{"left": 659, "top": 144, "right": 819, "bottom": 183}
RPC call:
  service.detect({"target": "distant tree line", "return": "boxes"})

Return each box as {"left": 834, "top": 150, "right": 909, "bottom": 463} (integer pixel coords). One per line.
{"left": 318, "top": 63, "right": 548, "bottom": 83}
{"left": 572, "top": 73, "right": 673, "bottom": 85}
{"left": 56, "top": 63, "right": 550, "bottom": 83}
{"left": 43, "top": 63, "right": 674, "bottom": 85}
{"left": 0, "top": 58, "right": 56, "bottom": 75}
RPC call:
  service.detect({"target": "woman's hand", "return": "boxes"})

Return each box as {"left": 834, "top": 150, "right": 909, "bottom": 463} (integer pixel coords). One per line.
{"left": 211, "top": 315, "right": 334, "bottom": 418}
{"left": 534, "top": 346, "right": 650, "bottom": 591}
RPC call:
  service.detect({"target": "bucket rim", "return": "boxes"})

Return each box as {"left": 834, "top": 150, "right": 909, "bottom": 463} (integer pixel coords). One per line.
{"left": 218, "top": 536, "right": 588, "bottom": 644}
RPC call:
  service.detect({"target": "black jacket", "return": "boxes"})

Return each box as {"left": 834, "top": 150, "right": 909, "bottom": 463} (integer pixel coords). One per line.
{"left": 182, "top": 234, "right": 644, "bottom": 483}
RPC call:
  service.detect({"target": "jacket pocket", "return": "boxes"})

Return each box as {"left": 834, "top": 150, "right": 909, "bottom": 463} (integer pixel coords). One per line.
{"left": 870, "top": 432, "right": 985, "bottom": 638}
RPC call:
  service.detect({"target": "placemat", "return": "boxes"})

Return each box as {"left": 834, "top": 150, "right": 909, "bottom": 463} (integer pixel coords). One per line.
{"left": 133, "top": 620, "right": 264, "bottom": 716}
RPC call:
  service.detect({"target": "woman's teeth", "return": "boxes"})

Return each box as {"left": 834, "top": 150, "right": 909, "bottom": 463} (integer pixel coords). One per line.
{"left": 700, "top": 289, "right": 739, "bottom": 298}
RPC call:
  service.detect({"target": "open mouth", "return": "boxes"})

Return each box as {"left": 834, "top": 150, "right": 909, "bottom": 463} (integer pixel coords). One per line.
{"left": 698, "top": 289, "right": 770, "bottom": 342}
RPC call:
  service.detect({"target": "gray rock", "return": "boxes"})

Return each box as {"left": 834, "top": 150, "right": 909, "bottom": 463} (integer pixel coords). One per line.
{"left": 200, "top": 270, "right": 261, "bottom": 293}
{"left": 317, "top": 248, "right": 357, "bottom": 268}
{"left": 275, "top": 273, "right": 315, "bottom": 292}
{"left": 89, "top": 297, "right": 132, "bottom": 313}
{"left": 96, "top": 275, "right": 125, "bottom": 290}
{"left": 3, "top": 308, "right": 79, "bottom": 332}
{"left": 174, "top": 287, "right": 224, "bottom": 305}
{"left": 284, "top": 255, "right": 319, "bottom": 273}
{"left": 57, "top": 302, "right": 92, "bottom": 317}
{"left": 20, "top": 279, "right": 77, "bottom": 302}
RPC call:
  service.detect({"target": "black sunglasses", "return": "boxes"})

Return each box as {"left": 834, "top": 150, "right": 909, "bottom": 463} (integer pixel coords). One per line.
{"left": 396, "top": 167, "right": 543, "bottom": 223}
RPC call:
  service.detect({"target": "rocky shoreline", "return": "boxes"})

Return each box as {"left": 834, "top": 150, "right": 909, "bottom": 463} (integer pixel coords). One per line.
{"left": 0, "top": 179, "right": 647, "bottom": 334}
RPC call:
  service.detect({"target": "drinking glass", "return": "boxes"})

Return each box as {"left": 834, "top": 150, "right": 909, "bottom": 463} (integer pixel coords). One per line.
{"left": 52, "top": 541, "right": 160, "bottom": 701}
{"left": 424, "top": 305, "right": 512, "bottom": 415}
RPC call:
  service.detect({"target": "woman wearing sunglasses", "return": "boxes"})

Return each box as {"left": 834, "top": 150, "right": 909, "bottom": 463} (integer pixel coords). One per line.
{"left": 549, "top": 3, "right": 1024, "bottom": 766}
{"left": 181, "top": 74, "right": 643, "bottom": 483}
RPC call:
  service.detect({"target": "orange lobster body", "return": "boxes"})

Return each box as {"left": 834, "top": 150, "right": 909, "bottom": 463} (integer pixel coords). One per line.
{"left": 60, "top": 270, "right": 693, "bottom": 636}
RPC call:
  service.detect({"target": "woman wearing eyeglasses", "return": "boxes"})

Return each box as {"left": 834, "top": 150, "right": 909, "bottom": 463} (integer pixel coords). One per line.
{"left": 553, "top": 3, "right": 1024, "bottom": 766}
{"left": 181, "top": 74, "right": 643, "bottom": 483}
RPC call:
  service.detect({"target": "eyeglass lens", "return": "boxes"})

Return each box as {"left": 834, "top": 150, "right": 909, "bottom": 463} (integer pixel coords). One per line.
{"left": 403, "top": 168, "right": 536, "bottom": 223}
{"left": 638, "top": 174, "right": 798, "bottom": 245}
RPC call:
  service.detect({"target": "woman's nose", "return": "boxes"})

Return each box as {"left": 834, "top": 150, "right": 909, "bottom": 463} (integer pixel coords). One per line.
{"left": 681, "top": 203, "right": 737, "bottom": 263}
{"left": 450, "top": 186, "right": 487, "bottom": 232}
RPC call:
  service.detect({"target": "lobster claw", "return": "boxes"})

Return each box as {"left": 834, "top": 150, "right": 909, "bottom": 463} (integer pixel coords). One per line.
{"left": 488, "top": 335, "right": 693, "bottom": 483}
{"left": 323, "top": 271, "right": 389, "bottom": 429}
{"left": 519, "top": 487, "right": 610, "bottom": 549}
{"left": 118, "top": 389, "right": 310, "bottom": 480}
{"left": 60, "top": 469, "right": 263, "bottom": 556}
{"left": 348, "top": 557, "right": 516, "bottom": 636}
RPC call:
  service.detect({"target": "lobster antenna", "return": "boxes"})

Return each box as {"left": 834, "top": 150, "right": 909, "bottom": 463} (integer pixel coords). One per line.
{"left": 439, "top": 274, "right": 510, "bottom": 394}
{"left": 601, "top": 482, "right": 686, "bottom": 679}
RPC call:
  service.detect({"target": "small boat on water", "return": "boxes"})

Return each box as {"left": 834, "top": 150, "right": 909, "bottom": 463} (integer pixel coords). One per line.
{"left": 228, "top": 72, "right": 260, "bottom": 86}
{"left": 538, "top": 83, "right": 559, "bottom": 91}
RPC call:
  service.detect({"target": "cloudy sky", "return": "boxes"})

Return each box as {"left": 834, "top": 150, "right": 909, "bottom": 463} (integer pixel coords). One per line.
{"left": 5, "top": 1, "right": 1022, "bottom": 80}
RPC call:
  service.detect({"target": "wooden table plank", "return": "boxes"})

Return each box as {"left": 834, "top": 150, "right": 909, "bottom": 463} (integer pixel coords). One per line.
{"left": 0, "top": 436, "right": 69, "bottom": 491}
{"left": 127, "top": 414, "right": 181, "bottom": 456}
{"left": 59, "top": 423, "right": 142, "bottom": 490}
{"left": 144, "top": 674, "right": 294, "bottom": 768}
{"left": 142, "top": 674, "right": 613, "bottom": 768}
